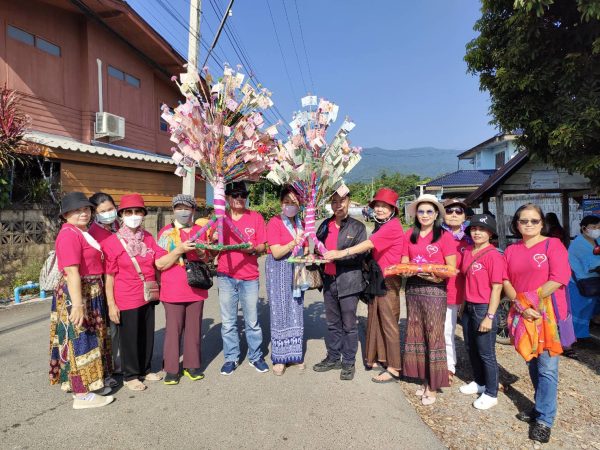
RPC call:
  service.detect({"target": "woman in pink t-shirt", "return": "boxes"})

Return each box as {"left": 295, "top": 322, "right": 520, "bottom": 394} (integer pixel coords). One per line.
{"left": 325, "top": 188, "right": 404, "bottom": 383}
{"left": 458, "top": 214, "right": 505, "bottom": 411}
{"left": 401, "top": 194, "right": 456, "bottom": 406}
{"left": 155, "top": 194, "right": 209, "bottom": 385}
{"left": 503, "top": 204, "right": 571, "bottom": 444}
{"left": 104, "top": 194, "right": 163, "bottom": 391}
{"left": 49, "top": 192, "right": 114, "bottom": 409}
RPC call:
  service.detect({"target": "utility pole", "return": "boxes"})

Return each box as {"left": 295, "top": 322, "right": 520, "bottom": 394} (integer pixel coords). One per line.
{"left": 182, "top": 0, "right": 201, "bottom": 196}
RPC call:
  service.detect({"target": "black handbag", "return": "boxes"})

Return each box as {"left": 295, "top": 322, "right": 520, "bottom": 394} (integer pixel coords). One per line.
{"left": 573, "top": 273, "right": 600, "bottom": 297}
{"left": 182, "top": 254, "right": 213, "bottom": 290}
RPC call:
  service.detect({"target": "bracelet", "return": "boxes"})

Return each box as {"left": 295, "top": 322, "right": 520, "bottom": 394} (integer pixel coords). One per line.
{"left": 71, "top": 304, "right": 84, "bottom": 309}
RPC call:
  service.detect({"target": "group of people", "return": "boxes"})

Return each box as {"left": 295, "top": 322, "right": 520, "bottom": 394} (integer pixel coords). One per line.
{"left": 49, "top": 182, "right": 596, "bottom": 445}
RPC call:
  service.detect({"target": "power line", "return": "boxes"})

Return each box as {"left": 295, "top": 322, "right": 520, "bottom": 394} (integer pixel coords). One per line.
{"left": 281, "top": 0, "right": 307, "bottom": 93}
{"left": 293, "top": 0, "right": 315, "bottom": 92}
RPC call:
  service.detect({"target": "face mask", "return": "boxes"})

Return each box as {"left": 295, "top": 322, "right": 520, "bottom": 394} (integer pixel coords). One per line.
{"left": 282, "top": 205, "right": 299, "bottom": 218}
{"left": 96, "top": 210, "right": 117, "bottom": 225}
{"left": 123, "top": 215, "right": 143, "bottom": 229}
{"left": 174, "top": 210, "right": 193, "bottom": 225}
{"left": 585, "top": 229, "right": 600, "bottom": 240}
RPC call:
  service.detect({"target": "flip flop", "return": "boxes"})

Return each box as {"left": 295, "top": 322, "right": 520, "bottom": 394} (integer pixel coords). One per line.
{"left": 415, "top": 386, "right": 426, "bottom": 397}
{"left": 143, "top": 372, "right": 163, "bottom": 382}
{"left": 123, "top": 379, "right": 147, "bottom": 391}
{"left": 371, "top": 369, "right": 401, "bottom": 384}
{"left": 421, "top": 394, "right": 436, "bottom": 406}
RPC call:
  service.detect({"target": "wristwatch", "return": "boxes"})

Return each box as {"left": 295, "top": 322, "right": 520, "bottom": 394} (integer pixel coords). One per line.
{"left": 486, "top": 313, "right": 495, "bottom": 320}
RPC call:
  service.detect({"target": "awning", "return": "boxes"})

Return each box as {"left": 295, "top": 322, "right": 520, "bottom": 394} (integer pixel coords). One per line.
{"left": 24, "top": 131, "right": 174, "bottom": 165}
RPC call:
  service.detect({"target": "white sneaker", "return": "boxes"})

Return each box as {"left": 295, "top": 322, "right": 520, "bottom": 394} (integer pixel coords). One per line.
{"left": 473, "top": 393, "right": 498, "bottom": 410}
{"left": 72, "top": 393, "right": 114, "bottom": 409}
{"left": 459, "top": 381, "right": 485, "bottom": 395}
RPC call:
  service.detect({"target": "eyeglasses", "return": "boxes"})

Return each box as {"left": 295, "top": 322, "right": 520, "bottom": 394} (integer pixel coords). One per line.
{"left": 417, "top": 209, "right": 436, "bottom": 216}
{"left": 230, "top": 193, "right": 248, "bottom": 199}
{"left": 518, "top": 219, "right": 542, "bottom": 225}
{"left": 445, "top": 207, "right": 464, "bottom": 215}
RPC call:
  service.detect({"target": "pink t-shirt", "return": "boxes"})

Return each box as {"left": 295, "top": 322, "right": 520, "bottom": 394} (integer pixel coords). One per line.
{"left": 369, "top": 218, "right": 404, "bottom": 271}
{"left": 402, "top": 228, "right": 456, "bottom": 265}
{"left": 446, "top": 238, "right": 470, "bottom": 305}
{"left": 55, "top": 223, "right": 104, "bottom": 276}
{"left": 323, "top": 220, "right": 340, "bottom": 276}
{"left": 266, "top": 215, "right": 296, "bottom": 247}
{"left": 462, "top": 246, "right": 506, "bottom": 304}
{"left": 157, "top": 224, "right": 208, "bottom": 303}
{"left": 103, "top": 232, "right": 161, "bottom": 311}
{"left": 217, "top": 210, "right": 267, "bottom": 281}
{"left": 88, "top": 221, "right": 117, "bottom": 246}
{"left": 504, "top": 237, "right": 571, "bottom": 319}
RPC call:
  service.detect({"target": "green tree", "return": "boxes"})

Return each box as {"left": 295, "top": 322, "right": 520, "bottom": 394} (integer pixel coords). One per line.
{"left": 465, "top": 0, "right": 600, "bottom": 184}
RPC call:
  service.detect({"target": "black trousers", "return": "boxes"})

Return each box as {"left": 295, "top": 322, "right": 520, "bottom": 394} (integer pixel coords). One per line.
{"left": 323, "top": 275, "right": 360, "bottom": 365}
{"left": 119, "top": 302, "right": 156, "bottom": 381}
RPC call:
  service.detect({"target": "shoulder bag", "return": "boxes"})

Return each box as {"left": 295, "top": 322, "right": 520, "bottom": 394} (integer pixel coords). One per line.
{"left": 182, "top": 253, "right": 213, "bottom": 290}
{"left": 119, "top": 238, "right": 160, "bottom": 302}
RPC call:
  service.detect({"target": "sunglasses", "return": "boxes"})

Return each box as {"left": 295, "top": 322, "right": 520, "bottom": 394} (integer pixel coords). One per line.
{"left": 230, "top": 193, "right": 249, "bottom": 199}
{"left": 518, "top": 219, "right": 542, "bottom": 225}
{"left": 417, "top": 209, "right": 436, "bottom": 216}
{"left": 445, "top": 207, "right": 464, "bottom": 215}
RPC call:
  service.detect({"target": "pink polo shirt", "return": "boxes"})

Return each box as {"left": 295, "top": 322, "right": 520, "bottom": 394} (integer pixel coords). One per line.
{"left": 323, "top": 220, "right": 340, "bottom": 276}
{"left": 157, "top": 224, "right": 208, "bottom": 303}
{"left": 88, "top": 221, "right": 118, "bottom": 246}
{"left": 55, "top": 223, "right": 104, "bottom": 276}
{"left": 369, "top": 218, "right": 404, "bottom": 271}
{"left": 402, "top": 228, "right": 456, "bottom": 265}
{"left": 446, "top": 238, "right": 470, "bottom": 305}
{"left": 103, "top": 232, "right": 161, "bottom": 311}
{"left": 217, "top": 210, "right": 267, "bottom": 281}
{"left": 462, "top": 246, "right": 505, "bottom": 304}
{"left": 504, "top": 237, "right": 571, "bottom": 319}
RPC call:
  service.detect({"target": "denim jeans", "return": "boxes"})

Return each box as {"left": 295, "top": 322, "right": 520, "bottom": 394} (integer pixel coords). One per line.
{"left": 461, "top": 302, "right": 498, "bottom": 397}
{"left": 527, "top": 351, "right": 559, "bottom": 428}
{"left": 217, "top": 275, "right": 263, "bottom": 363}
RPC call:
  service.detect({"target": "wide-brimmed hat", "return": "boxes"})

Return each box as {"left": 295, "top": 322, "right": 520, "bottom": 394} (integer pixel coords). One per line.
{"left": 408, "top": 194, "right": 445, "bottom": 218}
{"left": 225, "top": 181, "right": 249, "bottom": 195}
{"left": 466, "top": 214, "right": 497, "bottom": 237}
{"left": 118, "top": 193, "right": 147, "bottom": 214}
{"left": 369, "top": 188, "right": 399, "bottom": 214}
{"left": 172, "top": 194, "right": 197, "bottom": 209}
{"left": 442, "top": 198, "right": 468, "bottom": 210}
{"left": 60, "top": 192, "right": 93, "bottom": 216}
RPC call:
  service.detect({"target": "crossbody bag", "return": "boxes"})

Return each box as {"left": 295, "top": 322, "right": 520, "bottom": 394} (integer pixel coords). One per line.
{"left": 118, "top": 238, "right": 160, "bottom": 302}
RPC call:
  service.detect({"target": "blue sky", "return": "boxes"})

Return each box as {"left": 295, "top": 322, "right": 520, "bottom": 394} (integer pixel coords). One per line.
{"left": 128, "top": 0, "right": 496, "bottom": 151}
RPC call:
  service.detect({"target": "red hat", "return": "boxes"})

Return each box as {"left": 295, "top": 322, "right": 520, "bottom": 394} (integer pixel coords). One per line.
{"left": 118, "top": 193, "right": 147, "bottom": 214}
{"left": 369, "top": 188, "right": 399, "bottom": 214}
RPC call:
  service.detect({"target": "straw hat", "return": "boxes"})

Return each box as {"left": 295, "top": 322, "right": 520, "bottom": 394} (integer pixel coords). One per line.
{"left": 408, "top": 194, "right": 445, "bottom": 218}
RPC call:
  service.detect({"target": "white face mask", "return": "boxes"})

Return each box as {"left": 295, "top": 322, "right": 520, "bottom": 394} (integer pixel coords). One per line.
{"left": 174, "top": 210, "right": 193, "bottom": 225}
{"left": 282, "top": 205, "right": 299, "bottom": 218}
{"left": 96, "top": 210, "right": 117, "bottom": 225}
{"left": 585, "top": 228, "right": 600, "bottom": 240}
{"left": 123, "top": 215, "right": 143, "bottom": 229}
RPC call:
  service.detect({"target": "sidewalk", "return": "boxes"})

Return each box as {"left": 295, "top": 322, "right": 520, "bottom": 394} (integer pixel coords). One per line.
{"left": 0, "top": 260, "right": 444, "bottom": 449}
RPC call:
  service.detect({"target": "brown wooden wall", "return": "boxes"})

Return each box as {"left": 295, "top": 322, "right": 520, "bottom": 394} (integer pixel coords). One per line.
{"left": 60, "top": 161, "right": 206, "bottom": 207}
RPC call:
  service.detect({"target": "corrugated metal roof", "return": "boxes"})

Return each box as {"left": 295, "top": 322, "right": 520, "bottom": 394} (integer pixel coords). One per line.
{"left": 25, "top": 131, "right": 173, "bottom": 165}
{"left": 426, "top": 170, "right": 496, "bottom": 187}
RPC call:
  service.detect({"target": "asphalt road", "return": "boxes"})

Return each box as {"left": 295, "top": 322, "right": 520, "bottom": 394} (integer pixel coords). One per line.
{"left": 0, "top": 259, "right": 444, "bottom": 449}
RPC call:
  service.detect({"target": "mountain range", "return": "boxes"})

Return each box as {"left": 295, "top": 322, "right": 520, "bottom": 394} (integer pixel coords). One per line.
{"left": 346, "top": 147, "right": 465, "bottom": 182}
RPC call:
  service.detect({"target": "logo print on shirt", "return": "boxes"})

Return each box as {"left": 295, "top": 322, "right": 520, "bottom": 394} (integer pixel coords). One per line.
{"left": 244, "top": 228, "right": 256, "bottom": 238}
{"left": 414, "top": 255, "right": 427, "bottom": 264}
{"left": 426, "top": 245, "right": 439, "bottom": 257}
{"left": 471, "top": 262, "right": 483, "bottom": 274}
{"left": 533, "top": 253, "right": 547, "bottom": 267}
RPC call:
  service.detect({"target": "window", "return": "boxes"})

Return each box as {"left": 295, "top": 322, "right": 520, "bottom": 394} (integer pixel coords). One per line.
{"left": 495, "top": 151, "right": 506, "bottom": 169}
{"left": 159, "top": 106, "right": 169, "bottom": 132}
{"left": 108, "top": 65, "right": 140, "bottom": 88}
{"left": 7, "top": 25, "right": 61, "bottom": 56}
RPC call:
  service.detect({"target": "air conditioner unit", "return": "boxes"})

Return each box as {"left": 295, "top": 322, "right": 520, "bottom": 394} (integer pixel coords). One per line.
{"left": 95, "top": 112, "right": 125, "bottom": 141}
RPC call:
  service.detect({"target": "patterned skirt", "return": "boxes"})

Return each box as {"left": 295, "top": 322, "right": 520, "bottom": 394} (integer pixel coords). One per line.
{"left": 266, "top": 255, "right": 304, "bottom": 364}
{"left": 49, "top": 275, "right": 113, "bottom": 394}
{"left": 402, "top": 277, "right": 449, "bottom": 390}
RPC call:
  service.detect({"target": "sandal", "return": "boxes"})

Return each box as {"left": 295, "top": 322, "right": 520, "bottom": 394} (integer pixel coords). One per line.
{"left": 287, "top": 362, "right": 305, "bottom": 372}
{"left": 371, "top": 369, "right": 401, "bottom": 384}
{"left": 421, "top": 394, "right": 436, "bottom": 406}
{"left": 104, "top": 376, "right": 118, "bottom": 388}
{"left": 123, "top": 379, "right": 147, "bottom": 391}
{"left": 415, "top": 386, "right": 426, "bottom": 397}
{"left": 448, "top": 371, "right": 454, "bottom": 386}
{"left": 143, "top": 372, "right": 163, "bottom": 382}
{"left": 273, "top": 364, "right": 286, "bottom": 376}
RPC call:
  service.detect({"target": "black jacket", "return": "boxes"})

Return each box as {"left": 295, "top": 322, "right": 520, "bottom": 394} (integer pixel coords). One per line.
{"left": 316, "top": 215, "right": 367, "bottom": 297}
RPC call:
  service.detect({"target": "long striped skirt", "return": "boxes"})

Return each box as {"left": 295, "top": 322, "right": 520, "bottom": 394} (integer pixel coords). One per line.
{"left": 403, "top": 277, "right": 449, "bottom": 390}
{"left": 49, "top": 275, "right": 113, "bottom": 394}
{"left": 266, "top": 255, "right": 304, "bottom": 364}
